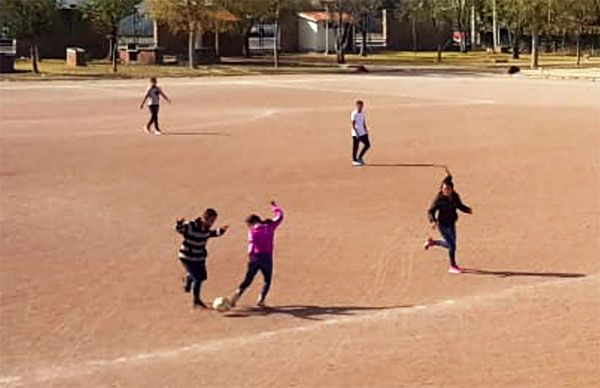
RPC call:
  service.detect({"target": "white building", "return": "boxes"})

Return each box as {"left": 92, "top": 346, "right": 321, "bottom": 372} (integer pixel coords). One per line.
{"left": 297, "top": 12, "right": 338, "bottom": 52}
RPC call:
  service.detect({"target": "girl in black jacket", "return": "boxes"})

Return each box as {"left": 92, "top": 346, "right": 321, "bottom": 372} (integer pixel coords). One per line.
{"left": 424, "top": 174, "right": 472, "bottom": 273}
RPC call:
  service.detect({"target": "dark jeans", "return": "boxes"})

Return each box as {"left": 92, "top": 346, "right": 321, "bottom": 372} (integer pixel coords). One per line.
{"left": 437, "top": 224, "right": 457, "bottom": 267}
{"left": 180, "top": 258, "right": 207, "bottom": 303}
{"left": 352, "top": 135, "right": 370, "bottom": 161}
{"left": 147, "top": 105, "right": 160, "bottom": 131}
{"left": 237, "top": 254, "right": 273, "bottom": 302}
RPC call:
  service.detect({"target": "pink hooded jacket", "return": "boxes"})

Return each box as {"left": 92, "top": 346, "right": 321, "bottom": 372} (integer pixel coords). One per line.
{"left": 248, "top": 205, "right": 284, "bottom": 257}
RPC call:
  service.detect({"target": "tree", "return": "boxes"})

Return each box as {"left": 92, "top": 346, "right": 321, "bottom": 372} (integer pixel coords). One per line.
{"left": 355, "top": 0, "right": 382, "bottom": 56}
{"left": 450, "top": 0, "right": 471, "bottom": 52}
{"left": 225, "top": 0, "right": 307, "bottom": 67}
{"left": 321, "top": 0, "right": 356, "bottom": 64}
{"left": 394, "top": 0, "right": 428, "bottom": 52}
{"left": 224, "top": 0, "right": 269, "bottom": 58}
{"left": 148, "top": 0, "right": 210, "bottom": 69}
{"left": 556, "top": 0, "right": 598, "bottom": 65}
{"left": 425, "top": 0, "right": 454, "bottom": 63}
{"left": 0, "top": 0, "right": 58, "bottom": 73}
{"left": 81, "top": 0, "right": 141, "bottom": 73}
{"left": 205, "top": 1, "right": 238, "bottom": 58}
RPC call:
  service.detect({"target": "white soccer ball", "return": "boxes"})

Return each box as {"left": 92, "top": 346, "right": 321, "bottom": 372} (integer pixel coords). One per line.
{"left": 212, "top": 296, "right": 231, "bottom": 312}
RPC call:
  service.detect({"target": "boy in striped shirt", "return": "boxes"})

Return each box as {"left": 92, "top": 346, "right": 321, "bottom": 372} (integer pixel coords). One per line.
{"left": 175, "top": 208, "right": 228, "bottom": 308}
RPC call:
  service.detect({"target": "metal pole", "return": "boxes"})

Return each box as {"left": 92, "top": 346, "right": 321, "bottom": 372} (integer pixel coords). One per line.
{"left": 492, "top": 0, "right": 498, "bottom": 52}
{"left": 325, "top": 4, "right": 329, "bottom": 55}
{"left": 470, "top": 3, "right": 476, "bottom": 48}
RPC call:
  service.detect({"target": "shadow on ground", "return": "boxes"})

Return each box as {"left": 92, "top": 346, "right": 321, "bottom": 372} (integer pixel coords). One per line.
{"left": 462, "top": 268, "right": 586, "bottom": 278}
{"left": 365, "top": 163, "right": 448, "bottom": 168}
{"left": 224, "top": 304, "right": 410, "bottom": 321}
{"left": 163, "top": 131, "right": 231, "bottom": 136}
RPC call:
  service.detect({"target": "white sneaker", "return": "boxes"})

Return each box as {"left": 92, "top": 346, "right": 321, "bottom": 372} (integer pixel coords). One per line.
{"left": 142, "top": 126, "right": 151, "bottom": 134}
{"left": 358, "top": 159, "right": 365, "bottom": 165}
{"left": 352, "top": 160, "right": 363, "bottom": 167}
{"left": 153, "top": 130, "right": 162, "bottom": 136}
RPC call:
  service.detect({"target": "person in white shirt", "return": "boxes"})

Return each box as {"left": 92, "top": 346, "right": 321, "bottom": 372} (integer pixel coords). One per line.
{"left": 351, "top": 100, "right": 370, "bottom": 166}
{"left": 139, "top": 77, "right": 171, "bottom": 135}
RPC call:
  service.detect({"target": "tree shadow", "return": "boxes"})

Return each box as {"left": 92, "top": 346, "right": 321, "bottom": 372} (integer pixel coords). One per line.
{"left": 224, "top": 304, "right": 410, "bottom": 321}
{"left": 462, "top": 268, "right": 586, "bottom": 279}
{"left": 365, "top": 163, "right": 447, "bottom": 168}
{"left": 162, "top": 131, "right": 231, "bottom": 137}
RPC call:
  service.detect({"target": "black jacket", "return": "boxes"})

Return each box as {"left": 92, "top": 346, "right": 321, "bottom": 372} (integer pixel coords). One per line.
{"left": 428, "top": 192, "right": 471, "bottom": 227}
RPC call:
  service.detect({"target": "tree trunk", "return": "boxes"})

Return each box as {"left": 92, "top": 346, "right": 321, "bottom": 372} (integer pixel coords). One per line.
{"left": 106, "top": 37, "right": 113, "bottom": 60}
{"left": 512, "top": 30, "right": 520, "bottom": 59}
{"left": 188, "top": 29, "right": 196, "bottom": 69}
{"left": 576, "top": 28, "right": 582, "bottom": 66}
{"left": 336, "top": 8, "right": 346, "bottom": 64}
{"left": 436, "top": 42, "right": 442, "bottom": 63}
{"left": 31, "top": 41, "right": 39, "bottom": 73}
{"left": 411, "top": 16, "right": 418, "bottom": 52}
{"left": 492, "top": 0, "right": 499, "bottom": 52}
{"left": 215, "top": 30, "right": 220, "bottom": 58}
{"left": 273, "top": 13, "right": 279, "bottom": 68}
{"left": 531, "top": 23, "right": 539, "bottom": 69}
{"left": 360, "top": 14, "right": 368, "bottom": 57}
{"left": 243, "top": 25, "right": 251, "bottom": 58}
{"left": 111, "top": 36, "right": 118, "bottom": 73}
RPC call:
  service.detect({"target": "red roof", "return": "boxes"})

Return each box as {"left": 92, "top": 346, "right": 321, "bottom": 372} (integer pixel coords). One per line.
{"left": 298, "top": 11, "right": 353, "bottom": 23}
{"left": 210, "top": 10, "right": 239, "bottom": 22}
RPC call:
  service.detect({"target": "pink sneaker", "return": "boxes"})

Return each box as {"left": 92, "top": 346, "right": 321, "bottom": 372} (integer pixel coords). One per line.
{"left": 448, "top": 266, "right": 462, "bottom": 274}
{"left": 423, "top": 238, "right": 435, "bottom": 250}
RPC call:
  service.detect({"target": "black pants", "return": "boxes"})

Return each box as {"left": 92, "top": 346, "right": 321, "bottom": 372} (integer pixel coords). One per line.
{"left": 352, "top": 135, "right": 370, "bottom": 161}
{"left": 180, "top": 258, "right": 207, "bottom": 303}
{"left": 237, "top": 254, "right": 273, "bottom": 302}
{"left": 147, "top": 105, "right": 160, "bottom": 131}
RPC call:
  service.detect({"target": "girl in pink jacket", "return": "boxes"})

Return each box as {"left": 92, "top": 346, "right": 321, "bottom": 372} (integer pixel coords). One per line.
{"left": 230, "top": 201, "right": 284, "bottom": 307}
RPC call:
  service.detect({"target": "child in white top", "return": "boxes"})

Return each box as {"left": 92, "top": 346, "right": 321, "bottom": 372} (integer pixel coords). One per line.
{"left": 139, "top": 77, "right": 171, "bottom": 135}
{"left": 351, "top": 100, "right": 370, "bottom": 166}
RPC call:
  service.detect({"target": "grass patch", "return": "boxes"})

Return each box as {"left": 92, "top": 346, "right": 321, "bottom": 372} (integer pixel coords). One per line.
{"left": 2, "top": 52, "right": 598, "bottom": 81}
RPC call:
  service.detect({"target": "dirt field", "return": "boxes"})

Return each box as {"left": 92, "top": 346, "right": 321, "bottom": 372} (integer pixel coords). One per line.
{"left": 1, "top": 74, "right": 599, "bottom": 387}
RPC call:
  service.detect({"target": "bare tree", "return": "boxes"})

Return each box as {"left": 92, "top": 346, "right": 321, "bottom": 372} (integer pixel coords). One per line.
{"left": 148, "top": 0, "right": 210, "bottom": 69}
{"left": 82, "top": 0, "right": 141, "bottom": 72}
{"left": 0, "top": 0, "right": 58, "bottom": 73}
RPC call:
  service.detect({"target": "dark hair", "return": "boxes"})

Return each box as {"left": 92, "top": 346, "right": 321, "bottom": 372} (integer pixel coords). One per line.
{"left": 245, "top": 214, "right": 262, "bottom": 225}
{"left": 204, "top": 208, "right": 218, "bottom": 219}
{"left": 356, "top": 100, "right": 364, "bottom": 105}
{"left": 150, "top": 77, "right": 157, "bottom": 83}
{"left": 440, "top": 175, "right": 454, "bottom": 190}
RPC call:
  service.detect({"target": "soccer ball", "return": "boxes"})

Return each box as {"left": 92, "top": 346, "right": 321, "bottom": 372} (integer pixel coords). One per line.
{"left": 212, "top": 296, "right": 231, "bottom": 312}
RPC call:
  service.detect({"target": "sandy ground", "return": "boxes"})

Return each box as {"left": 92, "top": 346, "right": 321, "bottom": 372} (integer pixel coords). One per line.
{"left": 1, "top": 74, "right": 599, "bottom": 387}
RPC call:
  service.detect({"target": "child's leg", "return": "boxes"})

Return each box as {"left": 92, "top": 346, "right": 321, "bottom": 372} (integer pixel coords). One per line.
{"left": 438, "top": 225, "right": 458, "bottom": 267}
{"left": 150, "top": 105, "right": 160, "bottom": 131}
{"left": 180, "top": 259, "right": 193, "bottom": 292}
{"left": 352, "top": 136, "right": 359, "bottom": 161}
{"left": 187, "top": 261, "right": 207, "bottom": 306}
{"left": 146, "top": 108, "right": 154, "bottom": 130}
{"left": 183, "top": 274, "right": 192, "bottom": 293}
{"left": 358, "top": 135, "right": 371, "bottom": 160}
{"left": 232, "top": 260, "right": 260, "bottom": 304}
{"left": 258, "top": 257, "right": 273, "bottom": 304}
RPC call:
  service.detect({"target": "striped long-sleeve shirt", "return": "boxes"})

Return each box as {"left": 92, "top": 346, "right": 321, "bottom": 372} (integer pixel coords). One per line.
{"left": 175, "top": 219, "right": 226, "bottom": 261}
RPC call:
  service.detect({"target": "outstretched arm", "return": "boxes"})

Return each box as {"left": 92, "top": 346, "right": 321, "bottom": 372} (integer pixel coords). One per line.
{"left": 455, "top": 193, "right": 472, "bottom": 214}
{"left": 175, "top": 219, "right": 188, "bottom": 235}
{"left": 159, "top": 88, "right": 171, "bottom": 103}
{"left": 209, "top": 225, "right": 229, "bottom": 238}
{"left": 270, "top": 201, "right": 284, "bottom": 228}
{"left": 139, "top": 89, "right": 149, "bottom": 109}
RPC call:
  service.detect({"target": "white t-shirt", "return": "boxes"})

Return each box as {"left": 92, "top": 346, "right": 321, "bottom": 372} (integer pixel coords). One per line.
{"left": 146, "top": 86, "right": 162, "bottom": 106}
{"left": 351, "top": 109, "right": 367, "bottom": 137}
